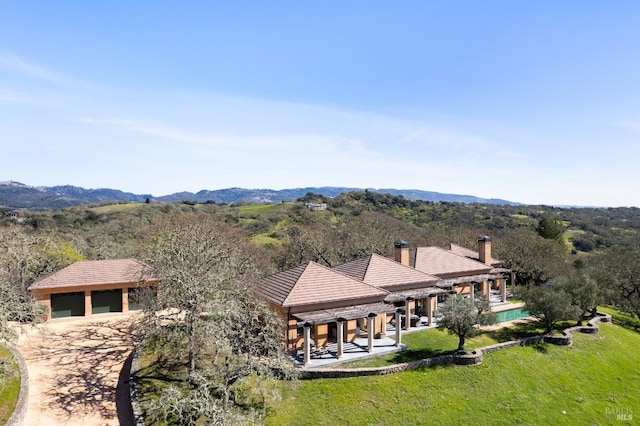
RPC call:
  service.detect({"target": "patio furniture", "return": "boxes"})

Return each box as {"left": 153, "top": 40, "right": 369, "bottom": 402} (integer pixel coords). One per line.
{"left": 310, "top": 344, "right": 329, "bottom": 358}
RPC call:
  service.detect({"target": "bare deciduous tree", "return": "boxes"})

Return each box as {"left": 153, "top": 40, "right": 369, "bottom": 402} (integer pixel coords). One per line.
{"left": 137, "top": 214, "right": 293, "bottom": 423}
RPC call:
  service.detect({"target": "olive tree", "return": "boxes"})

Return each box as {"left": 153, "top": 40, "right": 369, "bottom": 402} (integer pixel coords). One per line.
{"left": 520, "top": 284, "right": 580, "bottom": 333}
{"left": 439, "top": 294, "right": 497, "bottom": 354}
{"left": 556, "top": 269, "right": 603, "bottom": 325}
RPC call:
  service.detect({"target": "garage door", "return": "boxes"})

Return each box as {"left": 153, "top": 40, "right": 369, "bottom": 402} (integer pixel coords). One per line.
{"left": 51, "top": 292, "right": 85, "bottom": 319}
{"left": 91, "top": 289, "right": 123, "bottom": 314}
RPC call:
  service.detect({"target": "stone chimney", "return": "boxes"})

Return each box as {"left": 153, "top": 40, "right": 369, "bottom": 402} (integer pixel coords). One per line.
{"left": 478, "top": 235, "right": 492, "bottom": 266}
{"left": 394, "top": 240, "right": 410, "bottom": 266}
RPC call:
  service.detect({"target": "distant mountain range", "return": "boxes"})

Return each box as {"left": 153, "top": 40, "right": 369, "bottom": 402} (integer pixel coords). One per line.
{"left": 0, "top": 181, "right": 517, "bottom": 210}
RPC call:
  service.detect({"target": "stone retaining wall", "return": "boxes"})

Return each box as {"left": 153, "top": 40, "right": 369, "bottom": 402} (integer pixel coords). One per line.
{"left": 300, "top": 313, "right": 612, "bottom": 379}
{"left": 6, "top": 345, "right": 29, "bottom": 426}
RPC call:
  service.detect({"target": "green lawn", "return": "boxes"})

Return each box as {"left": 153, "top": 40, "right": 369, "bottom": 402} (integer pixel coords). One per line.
{"left": 342, "top": 320, "right": 567, "bottom": 368}
{"left": 0, "top": 345, "right": 20, "bottom": 425}
{"left": 266, "top": 321, "right": 640, "bottom": 425}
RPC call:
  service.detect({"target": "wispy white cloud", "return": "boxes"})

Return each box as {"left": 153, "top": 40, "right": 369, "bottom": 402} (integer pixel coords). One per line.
{"left": 0, "top": 50, "right": 69, "bottom": 86}
{"left": 3, "top": 61, "right": 616, "bottom": 203}
{"left": 72, "top": 90, "right": 538, "bottom": 196}
{"left": 0, "top": 87, "right": 44, "bottom": 106}
{"left": 0, "top": 50, "right": 104, "bottom": 95}
{"left": 615, "top": 119, "right": 640, "bottom": 133}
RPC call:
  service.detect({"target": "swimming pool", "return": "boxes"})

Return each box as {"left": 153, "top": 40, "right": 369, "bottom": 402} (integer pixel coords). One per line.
{"left": 496, "top": 307, "right": 530, "bottom": 322}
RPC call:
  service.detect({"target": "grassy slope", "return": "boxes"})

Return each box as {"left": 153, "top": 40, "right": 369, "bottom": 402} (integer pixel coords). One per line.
{"left": 342, "top": 320, "right": 568, "bottom": 368}
{"left": 0, "top": 345, "right": 20, "bottom": 424}
{"left": 266, "top": 323, "right": 640, "bottom": 425}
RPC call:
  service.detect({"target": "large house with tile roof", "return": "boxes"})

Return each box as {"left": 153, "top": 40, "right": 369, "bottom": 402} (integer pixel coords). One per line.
{"left": 254, "top": 236, "right": 512, "bottom": 364}
{"left": 254, "top": 261, "right": 397, "bottom": 364}
{"left": 29, "top": 237, "right": 512, "bottom": 365}
{"left": 29, "top": 259, "right": 160, "bottom": 320}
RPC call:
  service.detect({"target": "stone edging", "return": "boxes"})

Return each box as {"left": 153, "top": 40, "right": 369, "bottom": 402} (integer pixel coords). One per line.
{"left": 300, "top": 313, "right": 612, "bottom": 379}
{"left": 129, "top": 342, "right": 145, "bottom": 425}
{"left": 6, "top": 345, "right": 29, "bottom": 426}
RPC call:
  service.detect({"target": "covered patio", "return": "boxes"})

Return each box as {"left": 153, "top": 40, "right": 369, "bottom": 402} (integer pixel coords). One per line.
{"left": 292, "top": 334, "right": 401, "bottom": 368}
{"left": 293, "top": 310, "right": 447, "bottom": 368}
{"left": 385, "top": 285, "right": 453, "bottom": 331}
{"left": 292, "top": 302, "right": 398, "bottom": 366}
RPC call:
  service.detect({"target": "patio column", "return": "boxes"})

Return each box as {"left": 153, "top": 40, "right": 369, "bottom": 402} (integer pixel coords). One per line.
{"left": 404, "top": 298, "right": 412, "bottom": 331}
{"left": 483, "top": 280, "right": 490, "bottom": 299}
{"left": 427, "top": 294, "right": 434, "bottom": 326}
{"left": 336, "top": 319, "right": 345, "bottom": 359}
{"left": 499, "top": 278, "right": 507, "bottom": 302}
{"left": 122, "top": 287, "right": 129, "bottom": 314}
{"left": 35, "top": 294, "right": 51, "bottom": 321}
{"left": 395, "top": 309, "right": 402, "bottom": 347}
{"left": 367, "top": 313, "right": 376, "bottom": 353}
{"left": 469, "top": 282, "right": 475, "bottom": 302}
{"left": 84, "top": 290, "right": 92, "bottom": 317}
{"left": 303, "top": 323, "right": 312, "bottom": 366}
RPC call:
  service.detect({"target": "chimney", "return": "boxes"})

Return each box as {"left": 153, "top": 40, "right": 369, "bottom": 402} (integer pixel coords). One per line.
{"left": 394, "top": 240, "right": 410, "bottom": 266}
{"left": 478, "top": 235, "right": 492, "bottom": 266}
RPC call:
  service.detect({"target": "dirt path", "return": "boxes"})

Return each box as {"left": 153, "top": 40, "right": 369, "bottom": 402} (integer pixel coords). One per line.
{"left": 14, "top": 314, "right": 140, "bottom": 426}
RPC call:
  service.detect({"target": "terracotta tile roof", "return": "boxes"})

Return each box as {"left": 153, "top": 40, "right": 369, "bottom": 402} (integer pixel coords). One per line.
{"left": 29, "top": 259, "right": 154, "bottom": 290}
{"left": 254, "top": 261, "right": 388, "bottom": 308}
{"left": 334, "top": 254, "right": 440, "bottom": 291}
{"left": 412, "top": 247, "right": 492, "bottom": 278}
{"left": 446, "top": 243, "right": 502, "bottom": 266}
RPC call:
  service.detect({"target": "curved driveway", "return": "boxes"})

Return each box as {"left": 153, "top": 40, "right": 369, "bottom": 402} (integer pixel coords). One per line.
{"left": 14, "top": 314, "right": 139, "bottom": 426}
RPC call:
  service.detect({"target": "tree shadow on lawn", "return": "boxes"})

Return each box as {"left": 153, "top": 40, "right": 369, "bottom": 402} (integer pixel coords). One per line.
{"left": 41, "top": 319, "right": 140, "bottom": 421}
{"left": 485, "top": 320, "right": 578, "bottom": 342}
{"left": 531, "top": 343, "right": 548, "bottom": 354}
{"left": 386, "top": 347, "right": 455, "bottom": 364}
{"left": 133, "top": 360, "right": 187, "bottom": 384}
{"left": 610, "top": 316, "right": 640, "bottom": 334}
{"left": 485, "top": 321, "right": 545, "bottom": 343}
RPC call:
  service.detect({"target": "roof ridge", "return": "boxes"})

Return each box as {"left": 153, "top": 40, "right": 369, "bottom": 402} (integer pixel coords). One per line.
{"left": 276, "top": 262, "right": 311, "bottom": 306}
{"left": 329, "top": 260, "right": 390, "bottom": 295}
{"left": 371, "top": 252, "right": 439, "bottom": 279}
{"left": 438, "top": 245, "right": 489, "bottom": 266}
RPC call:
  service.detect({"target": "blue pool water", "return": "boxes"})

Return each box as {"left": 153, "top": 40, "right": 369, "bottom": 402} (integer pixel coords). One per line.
{"left": 496, "top": 307, "right": 530, "bottom": 322}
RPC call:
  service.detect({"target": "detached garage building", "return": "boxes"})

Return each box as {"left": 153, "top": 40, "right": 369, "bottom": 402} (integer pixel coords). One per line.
{"left": 29, "top": 259, "right": 158, "bottom": 320}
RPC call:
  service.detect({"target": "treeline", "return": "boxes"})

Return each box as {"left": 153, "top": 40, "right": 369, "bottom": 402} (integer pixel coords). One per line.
{"left": 2, "top": 190, "right": 640, "bottom": 420}
{"left": 1, "top": 191, "right": 640, "bottom": 317}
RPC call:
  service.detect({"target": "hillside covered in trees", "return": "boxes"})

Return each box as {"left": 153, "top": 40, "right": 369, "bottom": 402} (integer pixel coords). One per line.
{"left": 2, "top": 190, "right": 640, "bottom": 327}
{"left": 3, "top": 190, "right": 640, "bottom": 260}
{"left": 3, "top": 190, "right": 640, "bottom": 422}
{"left": 1, "top": 190, "right": 638, "bottom": 286}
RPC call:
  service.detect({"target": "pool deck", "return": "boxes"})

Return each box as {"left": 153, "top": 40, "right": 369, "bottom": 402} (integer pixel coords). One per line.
{"left": 491, "top": 301, "right": 525, "bottom": 313}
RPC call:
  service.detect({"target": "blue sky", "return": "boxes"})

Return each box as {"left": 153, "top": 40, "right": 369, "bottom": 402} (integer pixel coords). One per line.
{"left": 1, "top": 2, "right": 640, "bottom": 206}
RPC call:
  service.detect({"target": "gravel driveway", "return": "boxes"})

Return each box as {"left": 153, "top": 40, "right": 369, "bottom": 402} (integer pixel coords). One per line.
{"left": 14, "top": 314, "right": 140, "bottom": 426}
